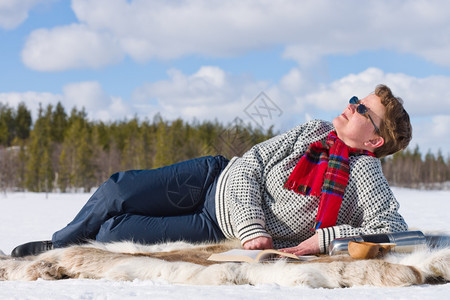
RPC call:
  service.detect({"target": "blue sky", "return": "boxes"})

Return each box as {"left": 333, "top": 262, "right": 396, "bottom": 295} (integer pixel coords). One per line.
{"left": 2, "top": 0, "right": 450, "bottom": 156}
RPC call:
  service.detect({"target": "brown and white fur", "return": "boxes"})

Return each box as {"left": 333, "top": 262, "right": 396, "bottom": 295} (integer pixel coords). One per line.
{"left": 1, "top": 239, "right": 449, "bottom": 288}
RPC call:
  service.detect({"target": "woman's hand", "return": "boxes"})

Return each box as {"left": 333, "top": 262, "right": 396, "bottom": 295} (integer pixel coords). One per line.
{"left": 243, "top": 236, "right": 273, "bottom": 250}
{"left": 279, "top": 234, "right": 320, "bottom": 255}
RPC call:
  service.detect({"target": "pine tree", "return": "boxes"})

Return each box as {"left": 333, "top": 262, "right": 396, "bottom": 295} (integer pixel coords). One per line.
{"left": 0, "top": 107, "right": 8, "bottom": 146}
{"left": 424, "top": 150, "right": 436, "bottom": 184}
{"left": 75, "top": 125, "right": 94, "bottom": 191}
{"left": 0, "top": 105, "right": 15, "bottom": 146}
{"left": 51, "top": 102, "right": 68, "bottom": 143}
{"left": 435, "top": 150, "right": 447, "bottom": 183}
{"left": 39, "top": 146, "right": 53, "bottom": 193}
{"left": 153, "top": 117, "right": 173, "bottom": 168}
{"left": 15, "top": 102, "right": 32, "bottom": 141}
{"left": 57, "top": 148, "right": 70, "bottom": 192}
{"left": 59, "top": 108, "right": 94, "bottom": 192}
{"left": 15, "top": 139, "right": 28, "bottom": 191}
{"left": 411, "top": 145, "right": 422, "bottom": 187}
{"left": 140, "top": 119, "right": 156, "bottom": 169}
{"left": 169, "top": 118, "right": 186, "bottom": 163}
{"left": 25, "top": 104, "right": 54, "bottom": 192}
{"left": 91, "top": 121, "right": 121, "bottom": 181}
{"left": 121, "top": 117, "right": 144, "bottom": 170}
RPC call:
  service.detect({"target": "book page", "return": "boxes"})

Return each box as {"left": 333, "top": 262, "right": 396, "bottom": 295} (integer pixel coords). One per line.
{"left": 220, "top": 249, "right": 262, "bottom": 260}
{"left": 207, "top": 249, "right": 263, "bottom": 262}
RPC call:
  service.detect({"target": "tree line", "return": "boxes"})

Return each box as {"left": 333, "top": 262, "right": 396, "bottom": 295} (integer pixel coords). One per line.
{"left": 381, "top": 146, "right": 450, "bottom": 189}
{"left": 0, "top": 102, "right": 273, "bottom": 193}
{"left": 1, "top": 101, "right": 449, "bottom": 193}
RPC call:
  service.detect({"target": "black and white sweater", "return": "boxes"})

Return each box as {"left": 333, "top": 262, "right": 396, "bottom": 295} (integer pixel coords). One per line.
{"left": 215, "top": 119, "right": 408, "bottom": 253}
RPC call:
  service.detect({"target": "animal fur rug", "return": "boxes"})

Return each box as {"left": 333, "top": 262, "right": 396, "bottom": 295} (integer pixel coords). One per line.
{"left": 1, "top": 239, "right": 449, "bottom": 288}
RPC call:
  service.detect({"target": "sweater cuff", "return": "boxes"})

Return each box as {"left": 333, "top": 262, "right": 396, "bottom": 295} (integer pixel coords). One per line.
{"left": 237, "top": 222, "right": 271, "bottom": 245}
{"left": 316, "top": 226, "right": 340, "bottom": 254}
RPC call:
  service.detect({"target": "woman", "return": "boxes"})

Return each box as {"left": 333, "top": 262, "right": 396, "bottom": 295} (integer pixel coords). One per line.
{"left": 11, "top": 84, "right": 412, "bottom": 257}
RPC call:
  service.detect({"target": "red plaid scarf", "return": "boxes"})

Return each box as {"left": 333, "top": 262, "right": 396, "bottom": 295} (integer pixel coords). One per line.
{"left": 284, "top": 131, "right": 375, "bottom": 230}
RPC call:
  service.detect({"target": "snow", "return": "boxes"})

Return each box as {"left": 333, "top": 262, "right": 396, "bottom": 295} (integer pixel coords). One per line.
{"left": 1, "top": 187, "right": 449, "bottom": 299}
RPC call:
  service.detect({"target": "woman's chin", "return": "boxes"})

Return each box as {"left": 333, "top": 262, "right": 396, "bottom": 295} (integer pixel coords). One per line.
{"left": 332, "top": 116, "right": 344, "bottom": 129}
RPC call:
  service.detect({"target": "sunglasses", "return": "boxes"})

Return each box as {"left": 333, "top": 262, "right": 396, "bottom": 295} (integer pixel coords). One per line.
{"left": 349, "top": 96, "right": 380, "bottom": 134}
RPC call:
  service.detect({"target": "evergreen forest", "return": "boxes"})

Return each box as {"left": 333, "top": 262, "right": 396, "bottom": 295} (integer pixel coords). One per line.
{"left": 1, "top": 101, "right": 449, "bottom": 193}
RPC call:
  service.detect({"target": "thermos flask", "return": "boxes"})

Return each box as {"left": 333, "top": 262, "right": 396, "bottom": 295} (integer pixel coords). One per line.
{"left": 329, "top": 230, "right": 429, "bottom": 255}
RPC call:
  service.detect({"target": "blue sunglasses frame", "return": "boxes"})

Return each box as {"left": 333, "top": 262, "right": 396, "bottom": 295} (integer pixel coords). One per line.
{"left": 349, "top": 96, "right": 380, "bottom": 134}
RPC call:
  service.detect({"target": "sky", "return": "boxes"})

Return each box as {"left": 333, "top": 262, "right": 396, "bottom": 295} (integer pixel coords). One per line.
{"left": 1, "top": 0, "right": 450, "bottom": 156}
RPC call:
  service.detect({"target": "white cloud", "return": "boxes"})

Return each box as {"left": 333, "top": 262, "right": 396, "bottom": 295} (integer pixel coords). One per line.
{"left": 408, "top": 115, "right": 450, "bottom": 154}
{"left": 62, "top": 81, "right": 131, "bottom": 121}
{"left": 431, "top": 115, "right": 450, "bottom": 137}
{"left": 131, "top": 66, "right": 269, "bottom": 125}
{"left": 20, "top": 0, "right": 450, "bottom": 71}
{"left": 0, "top": 0, "right": 49, "bottom": 30}
{"left": 279, "top": 68, "right": 312, "bottom": 94}
{"left": 21, "top": 24, "right": 123, "bottom": 71}
{"left": 0, "top": 81, "right": 129, "bottom": 122}
{"left": 0, "top": 91, "right": 62, "bottom": 118}
{"left": 62, "top": 81, "right": 108, "bottom": 115}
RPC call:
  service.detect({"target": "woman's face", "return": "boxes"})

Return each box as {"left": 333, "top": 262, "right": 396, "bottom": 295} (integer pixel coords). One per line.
{"left": 333, "top": 94, "right": 385, "bottom": 151}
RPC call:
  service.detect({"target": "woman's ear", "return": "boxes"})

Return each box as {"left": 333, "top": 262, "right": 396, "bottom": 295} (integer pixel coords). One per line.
{"left": 364, "top": 136, "right": 384, "bottom": 149}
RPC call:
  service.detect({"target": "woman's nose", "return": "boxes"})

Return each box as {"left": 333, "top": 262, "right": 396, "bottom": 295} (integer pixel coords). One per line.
{"left": 347, "top": 103, "right": 356, "bottom": 113}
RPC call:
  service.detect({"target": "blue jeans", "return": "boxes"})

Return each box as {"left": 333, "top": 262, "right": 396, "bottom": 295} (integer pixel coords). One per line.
{"left": 52, "top": 155, "right": 229, "bottom": 247}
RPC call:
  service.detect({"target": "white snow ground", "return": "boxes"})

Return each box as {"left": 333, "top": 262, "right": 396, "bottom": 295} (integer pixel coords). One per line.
{"left": 0, "top": 187, "right": 449, "bottom": 299}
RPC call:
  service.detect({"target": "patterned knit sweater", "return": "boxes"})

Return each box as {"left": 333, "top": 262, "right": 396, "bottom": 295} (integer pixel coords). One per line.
{"left": 214, "top": 119, "right": 408, "bottom": 253}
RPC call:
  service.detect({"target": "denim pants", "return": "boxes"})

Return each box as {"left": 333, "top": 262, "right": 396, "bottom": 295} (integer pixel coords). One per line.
{"left": 52, "top": 155, "right": 229, "bottom": 248}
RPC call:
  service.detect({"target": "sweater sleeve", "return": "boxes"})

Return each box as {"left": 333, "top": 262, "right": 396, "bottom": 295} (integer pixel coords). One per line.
{"left": 226, "top": 120, "right": 333, "bottom": 245}
{"left": 316, "top": 155, "right": 408, "bottom": 253}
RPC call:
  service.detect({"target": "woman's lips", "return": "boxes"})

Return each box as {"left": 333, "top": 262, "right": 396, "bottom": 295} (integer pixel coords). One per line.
{"left": 341, "top": 113, "right": 348, "bottom": 120}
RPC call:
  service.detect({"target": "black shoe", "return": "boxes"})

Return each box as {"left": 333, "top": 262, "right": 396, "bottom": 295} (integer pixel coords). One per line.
{"left": 11, "top": 240, "right": 53, "bottom": 257}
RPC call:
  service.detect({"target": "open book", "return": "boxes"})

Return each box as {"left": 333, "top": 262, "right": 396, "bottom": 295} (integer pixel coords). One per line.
{"left": 207, "top": 249, "right": 317, "bottom": 263}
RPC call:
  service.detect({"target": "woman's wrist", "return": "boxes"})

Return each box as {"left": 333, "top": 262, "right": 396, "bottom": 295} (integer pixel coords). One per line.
{"left": 242, "top": 236, "right": 273, "bottom": 250}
